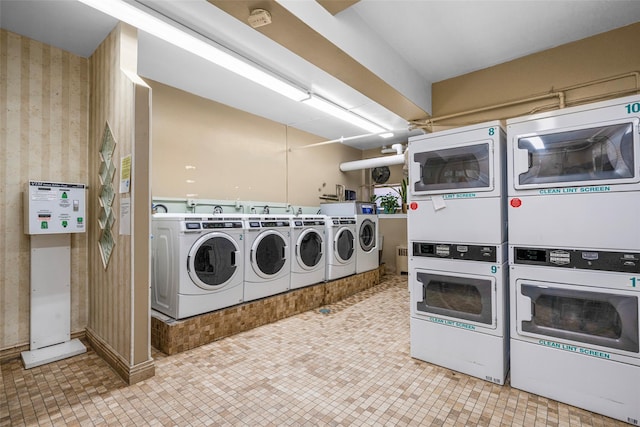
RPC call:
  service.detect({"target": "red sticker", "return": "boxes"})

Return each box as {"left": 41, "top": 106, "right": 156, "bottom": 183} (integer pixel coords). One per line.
{"left": 510, "top": 198, "right": 522, "bottom": 208}
{"left": 410, "top": 202, "right": 418, "bottom": 210}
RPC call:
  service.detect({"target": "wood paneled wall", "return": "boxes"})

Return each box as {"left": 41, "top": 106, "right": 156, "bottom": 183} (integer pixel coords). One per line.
{"left": 87, "top": 23, "right": 153, "bottom": 383}
{"left": 0, "top": 29, "right": 89, "bottom": 355}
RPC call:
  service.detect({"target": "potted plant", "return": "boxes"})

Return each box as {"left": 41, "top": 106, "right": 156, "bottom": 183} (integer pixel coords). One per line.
{"left": 394, "top": 178, "right": 408, "bottom": 213}
{"left": 379, "top": 192, "right": 399, "bottom": 214}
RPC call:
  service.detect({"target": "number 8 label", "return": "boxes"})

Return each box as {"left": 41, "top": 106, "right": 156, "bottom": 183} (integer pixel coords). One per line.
{"left": 488, "top": 127, "right": 495, "bottom": 136}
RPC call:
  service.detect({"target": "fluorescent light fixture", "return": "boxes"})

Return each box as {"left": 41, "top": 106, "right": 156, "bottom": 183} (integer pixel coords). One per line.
{"left": 379, "top": 132, "right": 394, "bottom": 139}
{"left": 79, "top": 0, "right": 394, "bottom": 137}
{"left": 77, "top": 0, "right": 308, "bottom": 102}
{"left": 302, "top": 95, "right": 387, "bottom": 134}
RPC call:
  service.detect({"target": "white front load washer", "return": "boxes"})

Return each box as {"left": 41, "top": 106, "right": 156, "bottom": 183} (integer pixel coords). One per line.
{"left": 410, "top": 241, "right": 509, "bottom": 385}
{"left": 506, "top": 94, "right": 640, "bottom": 251}
{"left": 321, "top": 202, "right": 379, "bottom": 274}
{"left": 324, "top": 216, "right": 356, "bottom": 281}
{"left": 509, "top": 249, "right": 640, "bottom": 424}
{"left": 243, "top": 215, "right": 291, "bottom": 301}
{"left": 290, "top": 215, "right": 326, "bottom": 289}
{"left": 408, "top": 120, "right": 507, "bottom": 245}
{"left": 151, "top": 213, "right": 245, "bottom": 319}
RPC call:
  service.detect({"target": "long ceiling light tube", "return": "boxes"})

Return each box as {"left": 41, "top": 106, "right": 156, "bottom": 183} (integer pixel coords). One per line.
{"left": 302, "top": 95, "right": 388, "bottom": 134}
{"left": 78, "top": 0, "right": 392, "bottom": 137}
{"left": 77, "top": 0, "right": 308, "bottom": 101}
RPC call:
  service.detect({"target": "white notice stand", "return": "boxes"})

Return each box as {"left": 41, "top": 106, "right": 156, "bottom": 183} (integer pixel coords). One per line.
{"left": 21, "top": 234, "right": 86, "bottom": 368}
{"left": 21, "top": 180, "right": 87, "bottom": 369}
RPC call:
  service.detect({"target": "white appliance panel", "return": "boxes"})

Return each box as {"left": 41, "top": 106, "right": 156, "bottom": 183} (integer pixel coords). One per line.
{"left": 290, "top": 216, "right": 326, "bottom": 289}
{"left": 510, "top": 265, "right": 640, "bottom": 360}
{"left": 408, "top": 197, "right": 506, "bottom": 245}
{"left": 356, "top": 216, "right": 379, "bottom": 273}
{"left": 410, "top": 259, "right": 507, "bottom": 337}
{"left": 511, "top": 340, "right": 640, "bottom": 425}
{"left": 151, "top": 225, "right": 174, "bottom": 313}
{"left": 409, "top": 120, "right": 505, "bottom": 199}
{"left": 507, "top": 191, "right": 640, "bottom": 251}
{"left": 324, "top": 217, "right": 356, "bottom": 280}
{"left": 409, "top": 245, "right": 509, "bottom": 384}
{"left": 151, "top": 214, "right": 245, "bottom": 319}
{"left": 509, "top": 263, "right": 640, "bottom": 424}
{"left": 507, "top": 94, "right": 640, "bottom": 196}
{"left": 411, "top": 317, "right": 509, "bottom": 385}
{"left": 243, "top": 215, "right": 291, "bottom": 302}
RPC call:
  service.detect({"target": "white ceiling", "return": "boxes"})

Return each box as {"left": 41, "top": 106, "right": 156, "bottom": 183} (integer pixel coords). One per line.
{"left": 2, "top": 0, "right": 640, "bottom": 151}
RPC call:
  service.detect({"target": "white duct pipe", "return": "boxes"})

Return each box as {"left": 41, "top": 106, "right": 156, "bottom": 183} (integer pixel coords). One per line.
{"left": 339, "top": 154, "right": 405, "bottom": 172}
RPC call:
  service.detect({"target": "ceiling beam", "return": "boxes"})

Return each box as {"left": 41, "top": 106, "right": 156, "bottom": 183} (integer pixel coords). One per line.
{"left": 208, "top": 0, "right": 429, "bottom": 122}
{"left": 316, "top": 0, "right": 360, "bottom": 16}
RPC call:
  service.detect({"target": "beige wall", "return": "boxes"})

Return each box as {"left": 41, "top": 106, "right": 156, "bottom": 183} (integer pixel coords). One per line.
{"left": 150, "top": 80, "right": 363, "bottom": 206}
{"left": 0, "top": 29, "right": 89, "bottom": 355}
{"left": 379, "top": 218, "right": 408, "bottom": 274}
{"left": 431, "top": 22, "right": 640, "bottom": 126}
{"left": 87, "top": 23, "right": 153, "bottom": 382}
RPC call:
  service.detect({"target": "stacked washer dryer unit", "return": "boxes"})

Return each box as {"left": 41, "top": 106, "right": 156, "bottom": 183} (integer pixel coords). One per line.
{"left": 321, "top": 202, "right": 379, "bottom": 274}
{"left": 290, "top": 215, "right": 326, "bottom": 289}
{"left": 408, "top": 120, "right": 509, "bottom": 384}
{"left": 320, "top": 208, "right": 357, "bottom": 281}
{"left": 507, "top": 95, "right": 640, "bottom": 423}
{"left": 151, "top": 213, "right": 245, "bottom": 319}
{"left": 243, "top": 215, "right": 292, "bottom": 301}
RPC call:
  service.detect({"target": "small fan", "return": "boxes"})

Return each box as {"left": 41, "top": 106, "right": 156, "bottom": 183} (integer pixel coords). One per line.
{"left": 371, "top": 166, "right": 391, "bottom": 184}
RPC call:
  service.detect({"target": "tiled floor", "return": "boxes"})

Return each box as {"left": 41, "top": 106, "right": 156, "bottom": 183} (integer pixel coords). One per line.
{"left": 1, "top": 275, "right": 628, "bottom": 426}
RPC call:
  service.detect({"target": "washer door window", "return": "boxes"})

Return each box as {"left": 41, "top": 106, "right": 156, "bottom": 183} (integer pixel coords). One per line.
{"left": 334, "top": 227, "right": 354, "bottom": 263}
{"left": 415, "top": 271, "right": 495, "bottom": 328}
{"left": 515, "top": 280, "right": 639, "bottom": 354}
{"left": 359, "top": 219, "right": 376, "bottom": 252}
{"left": 297, "top": 229, "right": 323, "bottom": 270}
{"left": 188, "top": 233, "right": 240, "bottom": 289}
{"left": 413, "top": 142, "right": 491, "bottom": 194}
{"left": 251, "top": 230, "right": 288, "bottom": 278}
{"left": 514, "top": 121, "right": 637, "bottom": 189}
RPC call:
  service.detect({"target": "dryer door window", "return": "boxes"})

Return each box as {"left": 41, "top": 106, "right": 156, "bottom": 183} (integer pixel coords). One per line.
{"left": 253, "top": 231, "right": 287, "bottom": 277}
{"left": 359, "top": 220, "right": 376, "bottom": 252}
{"left": 515, "top": 122, "right": 636, "bottom": 188}
{"left": 188, "top": 233, "right": 239, "bottom": 289}
{"left": 517, "top": 282, "right": 639, "bottom": 353}
{"left": 413, "top": 143, "right": 491, "bottom": 193}
{"left": 335, "top": 228, "right": 354, "bottom": 263}
{"left": 416, "top": 272, "right": 494, "bottom": 327}
{"left": 298, "top": 229, "right": 323, "bottom": 269}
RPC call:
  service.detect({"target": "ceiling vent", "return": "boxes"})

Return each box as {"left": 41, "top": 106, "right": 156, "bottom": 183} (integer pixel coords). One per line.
{"left": 248, "top": 9, "right": 272, "bottom": 28}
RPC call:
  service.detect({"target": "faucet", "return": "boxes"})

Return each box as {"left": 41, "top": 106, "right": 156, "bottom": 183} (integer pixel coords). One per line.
{"left": 297, "top": 207, "right": 302, "bottom": 215}
{"left": 213, "top": 205, "right": 223, "bottom": 214}
{"left": 262, "top": 205, "right": 270, "bottom": 214}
